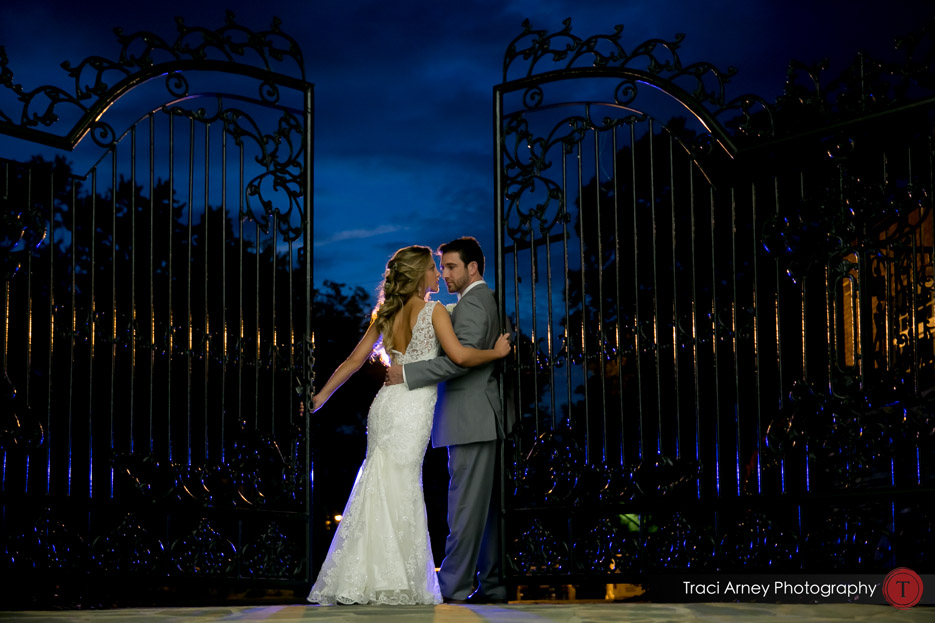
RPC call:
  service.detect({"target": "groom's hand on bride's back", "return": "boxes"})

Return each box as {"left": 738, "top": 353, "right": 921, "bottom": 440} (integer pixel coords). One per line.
{"left": 385, "top": 364, "right": 404, "bottom": 386}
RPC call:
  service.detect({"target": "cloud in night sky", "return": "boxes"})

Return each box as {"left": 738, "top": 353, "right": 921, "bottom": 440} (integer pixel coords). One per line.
{"left": 2, "top": 0, "right": 933, "bottom": 305}
{"left": 317, "top": 224, "right": 410, "bottom": 247}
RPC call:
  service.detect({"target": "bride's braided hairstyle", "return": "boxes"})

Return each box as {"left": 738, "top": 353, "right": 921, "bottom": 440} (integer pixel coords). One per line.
{"left": 372, "top": 245, "right": 434, "bottom": 355}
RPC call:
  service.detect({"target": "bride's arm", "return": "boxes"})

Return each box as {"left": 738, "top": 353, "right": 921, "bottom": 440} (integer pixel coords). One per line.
{"left": 311, "top": 321, "right": 381, "bottom": 412}
{"left": 432, "top": 303, "right": 510, "bottom": 367}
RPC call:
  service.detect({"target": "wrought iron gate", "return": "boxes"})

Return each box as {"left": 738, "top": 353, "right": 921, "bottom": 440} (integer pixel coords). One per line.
{"left": 0, "top": 14, "right": 314, "bottom": 604}
{"left": 495, "top": 19, "right": 934, "bottom": 592}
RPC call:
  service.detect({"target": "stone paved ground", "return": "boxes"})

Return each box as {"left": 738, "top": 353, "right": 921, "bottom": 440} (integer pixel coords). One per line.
{"left": 1, "top": 602, "right": 932, "bottom": 623}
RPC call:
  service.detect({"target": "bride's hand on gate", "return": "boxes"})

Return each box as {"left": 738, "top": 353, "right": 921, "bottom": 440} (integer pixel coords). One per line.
{"left": 494, "top": 332, "right": 512, "bottom": 358}
{"left": 311, "top": 393, "right": 326, "bottom": 413}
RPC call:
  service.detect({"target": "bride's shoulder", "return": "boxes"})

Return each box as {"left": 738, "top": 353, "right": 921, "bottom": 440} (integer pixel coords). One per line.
{"left": 425, "top": 300, "right": 445, "bottom": 320}
{"left": 411, "top": 300, "right": 436, "bottom": 324}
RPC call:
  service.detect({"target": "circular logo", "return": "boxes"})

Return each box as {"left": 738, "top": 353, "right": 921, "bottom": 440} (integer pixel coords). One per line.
{"left": 882, "top": 567, "right": 923, "bottom": 609}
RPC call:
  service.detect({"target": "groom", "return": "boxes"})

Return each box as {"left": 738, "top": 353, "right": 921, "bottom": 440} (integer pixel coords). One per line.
{"left": 385, "top": 236, "right": 510, "bottom": 604}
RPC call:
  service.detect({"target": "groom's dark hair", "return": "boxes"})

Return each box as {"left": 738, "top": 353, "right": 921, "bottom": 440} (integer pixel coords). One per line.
{"left": 439, "top": 236, "right": 485, "bottom": 276}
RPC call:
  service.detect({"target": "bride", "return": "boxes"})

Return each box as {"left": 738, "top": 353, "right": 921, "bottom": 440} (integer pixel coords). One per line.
{"left": 306, "top": 245, "right": 511, "bottom": 606}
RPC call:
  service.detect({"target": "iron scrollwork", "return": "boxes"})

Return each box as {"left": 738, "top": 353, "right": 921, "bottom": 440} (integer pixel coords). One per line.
{"left": 90, "top": 514, "right": 167, "bottom": 575}
{"left": 112, "top": 420, "right": 303, "bottom": 511}
{"left": 642, "top": 513, "right": 717, "bottom": 572}
{"left": 7, "top": 508, "right": 85, "bottom": 573}
{"left": 241, "top": 522, "right": 304, "bottom": 578}
{"left": 0, "top": 164, "right": 48, "bottom": 280}
{"left": 163, "top": 96, "right": 307, "bottom": 241}
{"left": 763, "top": 379, "right": 935, "bottom": 493}
{"left": 0, "top": 11, "right": 305, "bottom": 147}
{"left": 773, "top": 19, "right": 935, "bottom": 136}
{"left": 170, "top": 518, "right": 237, "bottom": 576}
{"left": 574, "top": 516, "right": 641, "bottom": 574}
{"left": 718, "top": 511, "right": 801, "bottom": 571}
{"left": 511, "top": 422, "right": 700, "bottom": 508}
{"left": 504, "top": 20, "right": 688, "bottom": 84}
{"left": 0, "top": 373, "right": 45, "bottom": 452}
{"left": 502, "top": 109, "right": 642, "bottom": 245}
{"left": 502, "top": 19, "right": 770, "bottom": 147}
{"left": 509, "top": 519, "right": 569, "bottom": 574}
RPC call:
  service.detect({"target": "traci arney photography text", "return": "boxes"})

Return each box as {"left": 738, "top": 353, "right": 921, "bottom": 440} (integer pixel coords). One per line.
{"left": 683, "top": 580, "right": 878, "bottom": 598}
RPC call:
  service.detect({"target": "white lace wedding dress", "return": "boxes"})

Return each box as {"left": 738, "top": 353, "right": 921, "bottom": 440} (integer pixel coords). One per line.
{"left": 307, "top": 301, "right": 443, "bottom": 605}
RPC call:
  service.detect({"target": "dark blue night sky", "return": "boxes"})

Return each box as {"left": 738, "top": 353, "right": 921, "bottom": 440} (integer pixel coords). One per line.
{"left": 2, "top": 0, "right": 932, "bottom": 305}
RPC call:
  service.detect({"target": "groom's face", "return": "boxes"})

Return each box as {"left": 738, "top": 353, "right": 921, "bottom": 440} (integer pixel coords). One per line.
{"left": 440, "top": 251, "right": 471, "bottom": 295}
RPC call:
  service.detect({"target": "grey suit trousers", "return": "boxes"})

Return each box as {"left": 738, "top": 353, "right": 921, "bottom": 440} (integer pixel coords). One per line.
{"left": 438, "top": 439, "right": 504, "bottom": 600}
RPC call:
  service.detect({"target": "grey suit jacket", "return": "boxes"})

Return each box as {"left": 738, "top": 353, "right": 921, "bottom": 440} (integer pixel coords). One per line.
{"left": 404, "top": 283, "right": 509, "bottom": 448}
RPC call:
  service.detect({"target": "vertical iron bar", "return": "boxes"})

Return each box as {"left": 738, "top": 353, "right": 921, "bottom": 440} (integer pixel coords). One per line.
{"left": 2, "top": 277, "right": 7, "bottom": 492}
{"left": 576, "top": 138, "right": 589, "bottom": 464}
{"left": 204, "top": 122, "right": 210, "bottom": 462}
{"left": 1, "top": 162, "right": 5, "bottom": 490}
{"left": 149, "top": 114, "right": 155, "bottom": 452}
{"left": 923, "top": 134, "right": 935, "bottom": 487}
{"left": 827, "top": 166, "right": 843, "bottom": 396}
{"left": 529, "top": 228, "right": 539, "bottom": 433}
{"left": 731, "top": 187, "right": 741, "bottom": 496}
{"left": 69, "top": 177, "right": 77, "bottom": 494}
{"left": 648, "top": 119, "right": 661, "bottom": 457}
{"left": 271, "top": 212, "right": 278, "bottom": 437}
{"left": 187, "top": 118, "right": 194, "bottom": 466}
{"left": 773, "top": 176, "right": 785, "bottom": 494}
{"left": 493, "top": 94, "right": 505, "bottom": 319}
{"left": 25, "top": 168, "right": 33, "bottom": 493}
{"left": 304, "top": 91, "right": 316, "bottom": 585}
{"left": 858, "top": 226, "right": 871, "bottom": 390}
{"left": 507, "top": 220, "right": 523, "bottom": 430}
{"left": 882, "top": 154, "right": 895, "bottom": 374}
{"left": 900, "top": 143, "right": 915, "bottom": 495}
{"left": 89, "top": 168, "right": 97, "bottom": 497}
{"left": 110, "top": 146, "right": 118, "bottom": 498}
{"left": 799, "top": 171, "right": 810, "bottom": 492}
{"left": 613, "top": 126, "right": 625, "bottom": 467}
{"left": 238, "top": 143, "right": 244, "bottom": 429}
{"left": 255, "top": 220, "right": 260, "bottom": 429}
{"left": 907, "top": 144, "right": 919, "bottom": 395}
{"left": 306, "top": 89, "right": 316, "bottom": 584}
{"left": 492, "top": 85, "right": 502, "bottom": 593}
{"left": 130, "top": 126, "right": 137, "bottom": 455}
{"left": 798, "top": 173, "right": 806, "bottom": 382}
{"left": 709, "top": 186, "right": 721, "bottom": 495}
{"left": 288, "top": 235, "right": 294, "bottom": 429}
{"left": 751, "top": 182, "right": 763, "bottom": 495}
{"left": 168, "top": 112, "right": 175, "bottom": 464}
{"left": 46, "top": 164, "right": 54, "bottom": 495}
{"left": 630, "top": 122, "right": 643, "bottom": 463}
{"left": 668, "top": 133, "right": 680, "bottom": 460}
{"left": 544, "top": 211, "right": 556, "bottom": 427}
{"left": 561, "top": 148, "right": 571, "bottom": 429}
{"left": 221, "top": 128, "right": 227, "bottom": 461}
{"left": 928, "top": 134, "right": 935, "bottom": 405}
{"left": 594, "top": 127, "right": 607, "bottom": 464}
{"left": 512, "top": 234, "right": 523, "bottom": 434}
{"left": 690, "top": 162, "right": 701, "bottom": 497}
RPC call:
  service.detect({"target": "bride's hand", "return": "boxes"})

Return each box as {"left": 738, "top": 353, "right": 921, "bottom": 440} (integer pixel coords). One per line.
{"left": 311, "top": 393, "right": 325, "bottom": 413}
{"left": 494, "top": 332, "right": 512, "bottom": 358}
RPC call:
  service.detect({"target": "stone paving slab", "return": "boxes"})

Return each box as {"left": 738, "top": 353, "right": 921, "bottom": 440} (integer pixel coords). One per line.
{"left": 0, "top": 603, "right": 931, "bottom": 623}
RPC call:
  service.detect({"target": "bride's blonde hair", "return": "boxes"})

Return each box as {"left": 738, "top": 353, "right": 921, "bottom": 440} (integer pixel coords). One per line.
{"left": 372, "top": 245, "right": 434, "bottom": 355}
